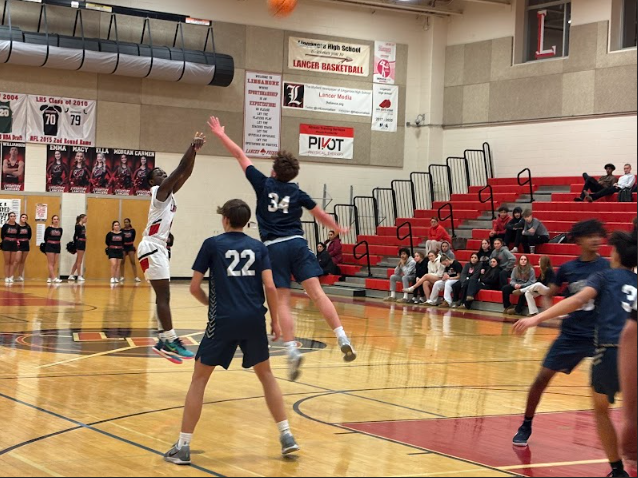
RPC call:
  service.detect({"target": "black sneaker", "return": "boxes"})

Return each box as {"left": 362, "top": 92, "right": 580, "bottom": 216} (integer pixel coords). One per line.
{"left": 513, "top": 423, "right": 531, "bottom": 446}
{"left": 607, "top": 470, "right": 629, "bottom": 477}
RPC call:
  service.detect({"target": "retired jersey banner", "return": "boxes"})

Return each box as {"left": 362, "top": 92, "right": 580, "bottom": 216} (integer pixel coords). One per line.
{"left": 243, "top": 71, "right": 282, "bottom": 158}
{"left": 133, "top": 150, "right": 155, "bottom": 196}
{"left": 299, "top": 124, "right": 354, "bottom": 160}
{"left": 372, "top": 84, "right": 399, "bottom": 133}
{"left": 283, "top": 82, "right": 372, "bottom": 117}
{"left": 1, "top": 142, "right": 26, "bottom": 191}
{"left": 0, "top": 93, "right": 27, "bottom": 142}
{"left": 373, "top": 41, "right": 396, "bottom": 85}
{"left": 288, "top": 37, "right": 370, "bottom": 77}
{"left": 46, "top": 146, "right": 70, "bottom": 192}
{"left": 68, "top": 146, "right": 92, "bottom": 194}
{"left": 27, "top": 95, "right": 96, "bottom": 146}
{"left": 90, "top": 148, "right": 113, "bottom": 195}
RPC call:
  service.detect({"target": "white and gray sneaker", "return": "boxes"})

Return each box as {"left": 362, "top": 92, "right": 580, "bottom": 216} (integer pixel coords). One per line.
{"left": 338, "top": 336, "right": 357, "bottom": 362}
{"left": 288, "top": 352, "right": 304, "bottom": 381}
{"left": 68, "top": 275, "right": 76, "bottom": 281}
{"left": 280, "top": 433, "right": 300, "bottom": 456}
{"left": 164, "top": 443, "right": 191, "bottom": 465}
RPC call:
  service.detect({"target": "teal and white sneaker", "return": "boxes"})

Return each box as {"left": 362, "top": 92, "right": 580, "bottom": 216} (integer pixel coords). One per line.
{"left": 280, "top": 433, "right": 300, "bottom": 456}
{"left": 152, "top": 340, "right": 182, "bottom": 364}
{"left": 164, "top": 443, "right": 191, "bottom": 465}
{"left": 164, "top": 338, "right": 195, "bottom": 360}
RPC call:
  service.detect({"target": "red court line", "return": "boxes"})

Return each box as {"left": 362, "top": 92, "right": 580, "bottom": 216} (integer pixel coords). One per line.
{"left": 343, "top": 410, "right": 622, "bottom": 477}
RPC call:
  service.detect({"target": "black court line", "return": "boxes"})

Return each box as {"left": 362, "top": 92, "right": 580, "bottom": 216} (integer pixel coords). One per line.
{"left": 334, "top": 431, "right": 357, "bottom": 435}
{"left": 407, "top": 452, "right": 431, "bottom": 455}
{"left": 0, "top": 392, "right": 224, "bottom": 477}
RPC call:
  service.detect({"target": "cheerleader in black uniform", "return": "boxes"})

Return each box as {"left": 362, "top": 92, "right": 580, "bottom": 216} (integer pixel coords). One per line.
{"left": 14, "top": 214, "right": 32, "bottom": 282}
{"left": 2, "top": 212, "right": 19, "bottom": 283}
{"left": 106, "top": 221, "right": 124, "bottom": 284}
{"left": 69, "top": 214, "right": 87, "bottom": 282}
{"left": 44, "top": 215, "right": 63, "bottom": 284}
{"left": 119, "top": 218, "right": 141, "bottom": 282}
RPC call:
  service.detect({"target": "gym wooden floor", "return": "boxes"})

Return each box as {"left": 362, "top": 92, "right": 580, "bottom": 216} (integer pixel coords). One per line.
{"left": 0, "top": 282, "right": 617, "bottom": 477}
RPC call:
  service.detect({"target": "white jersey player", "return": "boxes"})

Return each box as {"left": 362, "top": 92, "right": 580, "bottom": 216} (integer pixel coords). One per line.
{"left": 137, "top": 131, "right": 206, "bottom": 364}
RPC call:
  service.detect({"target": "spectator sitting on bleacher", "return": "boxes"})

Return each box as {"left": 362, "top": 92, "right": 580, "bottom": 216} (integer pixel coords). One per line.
{"left": 491, "top": 237, "right": 516, "bottom": 287}
{"left": 477, "top": 239, "right": 493, "bottom": 268}
{"left": 521, "top": 255, "right": 555, "bottom": 316}
{"left": 451, "top": 253, "right": 482, "bottom": 308}
{"left": 521, "top": 209, "right": 550, "bottom": 254}
{"left": 575, "top": 163, "right": 617, "bottom": 202}
{"left": 405, "top": 251, "right": 445, "bottom": 302}
{"left": 411, "top": 251, "right": 428, "bottom": 304}
{"left": 325, "top": 230, "right": 343, "bottom": 266}
{"left": 384, "top": 248, "right": 416, "bottom": 303}
{"left": 505, "top": 207, "right": 525, "bottom": 252}
{"left": 316, "top": 242, "right": 339, "bottom": 276}
{"left": 502, "top": 255, "right": 537, "bottom": 315}
{"left": 426, "top": 254, "right": 462, "bottom": 308}
{"left": 425, "top": 218, "right": 451, "bottom": 255}
{"left": 490, "top": 206, "right": 511, "bottom": 243}
{"left": 440, "top": 240, "right": 455, "bottom": 260}
{"left": 465, "top": 257, "right": 502, "bottom": 308}
{"left": 586, "top": 163, "right": 635, "bottom": 202}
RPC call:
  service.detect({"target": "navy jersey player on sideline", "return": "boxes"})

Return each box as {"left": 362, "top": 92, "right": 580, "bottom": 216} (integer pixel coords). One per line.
{"left": 509, "top": 219, "right": 610, "bottom": 447}
{"left": 163, "top": 199, "right": 300, "bottom": 466}
{"left": 515, "top": 230, "right": 637, "bottom": 478}
{"left": 208, "top": 116, "right": 356, "bottom": 382}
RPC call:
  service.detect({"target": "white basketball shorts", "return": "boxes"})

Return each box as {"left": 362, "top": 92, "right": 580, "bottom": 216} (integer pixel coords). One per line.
{"left": 137, "top": 239, "right": 170, "bottom": 281}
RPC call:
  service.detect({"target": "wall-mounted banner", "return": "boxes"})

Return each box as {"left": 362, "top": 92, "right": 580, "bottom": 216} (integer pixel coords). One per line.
{"left": 299, "top": 124, "right": 354, "bottom": 160}
{"left": 0, "top": 198, "right": 21, "bottom": 226}
{"left": 1, "top": 142, "right": 26, "bottom": 191}
{"left": 27, "top": 95, "right": 96, "bottom": 146}
{"left": 373, "top": 41, "right": 396, "bottom": 85}
{"left": 68, "top": 146, "right": 92, "bottom": 194}
{"left": 46, "top": 145, "right": 70, "bottom": 193}
{"left": 0, "top": 93, "right": 27, "bottom": 142}
{"left": 288, "top": 36, "right": 370, "bottom": 77}
{"left": 283, "top": 82, "right": 372, "bottom": 117}
{"left": 133, "top": 150, "right": 155, "bottom": 196}
{"left": 372, "top": 84, "right": 399, "bottom": 133}
{"left": 90, "top": 148, "right": 113, "bottom": 195}
{"left": 243, "top": 71, "right": 282, "bottom": 158}
{"left": 111, "top": 149, "right": 136, "bottom": 196}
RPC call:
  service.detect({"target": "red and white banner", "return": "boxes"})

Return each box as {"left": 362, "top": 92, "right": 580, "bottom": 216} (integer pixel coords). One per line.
{"left": 0, "top": 93, "right": 27, "bottom": 142}
{"left": 27, "top": 95, "right": 96, "bottom": 146}
{"left": 283, "top": 82, "right": 372, "bottom": 117}
{"left": 243, "top": 71, "right": 282, "bottom": 158}
{"left": 299, "top": 124, "right": 354, "bottom": 160}
{"left": 373, "top": 41, "right": 396, "bottom": 84}
{"left": 288, "top": 37, "right": 370, "bottom": 77}
{"left": 372, "top": 85, "right": 399, "bottom": 133}
{"left": 1, "top": 142, "right": 26, "bottom": 191}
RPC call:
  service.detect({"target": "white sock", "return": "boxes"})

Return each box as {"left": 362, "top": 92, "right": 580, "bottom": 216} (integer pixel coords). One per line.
{"left": 277, "top": 420, "right": 290, "bottom": 436}
{"left": 163, "top": 329, "right": 178, "bottom": 342}
{"left": 177, "top": 432, "right": 192, "bottom": 449}
{"left": 390, "top": 291, "right": 396, "bottom": 298}
{"left": 403, "top": 293, "right": 409, "bottom": 300}
{"left": 333, "top": 326, "right": 346, "bottom": 340}
{"left": 284, "top": 341, "right": 298, "bottom": 357}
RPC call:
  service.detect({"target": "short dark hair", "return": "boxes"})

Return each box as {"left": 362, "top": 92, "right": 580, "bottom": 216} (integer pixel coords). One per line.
{"left": 498, "top": 206, "right": 509, "bottom": 213}
{"left": 217, "top": 199, "right": 251, "bottom": 228}
{"left": 605, "top": 163, "right": 616, "bottom": 171}
{"left": 609, "top": 230, "right": 638, "bottom": 269}
{"left": 570, "top": 219, "right": 607, "bottom": 240}
{"left": 512, "top": 207, "right": 523, "bottom": 216}
{"left": 273, "top": 151, "right": 300, "bottom": 182}
{"left": 399, "top": 247, "right": 410, "bottom": 256}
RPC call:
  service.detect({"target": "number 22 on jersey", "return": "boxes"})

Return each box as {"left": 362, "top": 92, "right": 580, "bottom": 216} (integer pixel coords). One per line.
{"left": 268, "top": 193, "right": 290, "bottom": 214}
{"left": 226, "top": 250, "right": 256, "bottom": 277}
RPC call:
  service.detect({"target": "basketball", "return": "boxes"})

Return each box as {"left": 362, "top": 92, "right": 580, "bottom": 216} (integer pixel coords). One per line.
{"left": 268, "top": 0, "right": 297, "bottom": 17}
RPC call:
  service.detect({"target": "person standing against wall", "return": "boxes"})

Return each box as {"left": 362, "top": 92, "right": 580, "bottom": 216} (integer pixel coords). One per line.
{"left": 106, "top": 220, "right": 124, "bottom": 284}
{"left": 2, "top": 212, "right": 19, "bottom": 283}
{"left": 68, "top": 214, "right": 87, "bottom": 282}
{"left": 14, "top": 214, "right": 32, "bottom": 282}
{"left": 44, "top": 215, "right": 63, "bottom": 284}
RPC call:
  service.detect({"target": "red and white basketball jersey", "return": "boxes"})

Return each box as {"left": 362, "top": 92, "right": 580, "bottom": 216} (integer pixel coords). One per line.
{"left": 143, "top": 186, "right": 176, "bottom": 243}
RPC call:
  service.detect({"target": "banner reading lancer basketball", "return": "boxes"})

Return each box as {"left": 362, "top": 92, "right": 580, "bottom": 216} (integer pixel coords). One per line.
{"left": 46, "top": 145, "right": 70, "bottom": 193}
{"left": 27, "top": 95, "right": 96, "bottom": 146}
{"left": 0, "top": 92, "right": 27, "bottom": 142}
{"left": 0, "top": 198, "right": 21, "bottom": 226}
{"left": 111, "top": 149, "right": 135, "bottom": 196}
{"left": 68, "top": 146, "right": 92, "bottom": 194}
{"left": 243, "top": 71, "right": 282, "bottom": 158}
{"left": 373, "top": 41, "right": 396, "bottom": 85}
{"left": 90, "top": 148, "right": 113, "bottom": 195}
{"left": 299, "top": 124, "right": 354, "bottom": 160}
{"left": 288, "top": 37, "right": 370, "bottom": 77}
{"left": 372, "top": 84, "right": 399, "bottom": 133}
{"left": 133, "top": 150, "right": 155, "bottom": 196}
{"left": 1, "top": 142, "right": 26, "bottom": 191}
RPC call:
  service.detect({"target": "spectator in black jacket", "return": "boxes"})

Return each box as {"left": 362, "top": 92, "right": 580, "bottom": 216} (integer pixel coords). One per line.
{"left": 477, "top": 239, "right": 493, "bottom": 268}
{"left": 451, "top": 253, "right": 482, "bottom": 307}
{"left": 466, "top": 257, "right": 502, "bottom": 308}
{"left": 411, "top": 251, "right": 428, "bottom": 304}
{"left": 317, "top": 242, "right": 339, "bottom": 276}
{"left": 505, "top": 207, "right": 525, "bottom": 252}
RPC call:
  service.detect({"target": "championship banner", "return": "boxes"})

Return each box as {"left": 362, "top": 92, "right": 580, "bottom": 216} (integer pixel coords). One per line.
{"left": 68, "top": 146, "right": 92, "bottom": 194}
{"left": 373, "top": 41, "right": 396, "bottom": 85}
{"left": 372, "top": 84, "right": 399, "bottom": 133}
{"left": 46, "top": 145, "right": 70, "bottom": 193}
{"left": 288, "top": 37, "right": 370, "bottom": 77}
{"left": 299, "top": 124, "right": 354, "bottom": 160}
{"left": 243, "top": 72, "right": 282, "bottom": 158}
{"left": 111, "top": 149, "right": 135, "bottom": 196}
{"left": 0, "top": 198, "right": 21, "bottom": 226}
{"left": 283, "top": 82, "right": 372, "bottom": 117}
{"left": 27, "top": 95, "right": 96, "bottom": 146}
{"left": 0, "top": 93, "right": 27, "bottom": 142}
{"left": 133, "top": 150, "right": 155, "bottom": 196}
{"left": 90, "top": 148, "right": 113, "bottom": 195}
{"left": 1, "top": 142, "right": 26, "bottom": 191}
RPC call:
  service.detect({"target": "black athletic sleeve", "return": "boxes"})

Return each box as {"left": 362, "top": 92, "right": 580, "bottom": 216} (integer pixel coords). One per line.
{"left": 27, "top": 225, "right": 32, "bottom": 240}
{"left": 105, "top": 232, "right": 111, "bottom": 247}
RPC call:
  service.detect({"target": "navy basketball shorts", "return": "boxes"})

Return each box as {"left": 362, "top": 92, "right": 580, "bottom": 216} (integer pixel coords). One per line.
{"left": 542, "top": 334, "right": 595, "bottom": 374}
{"left": 266, "top": 237, "right": 323, "bottom": 289}
{"left": 196, "top": 333, "right": 270, "bottom": 370}
{"left": 591, "top": 346, "right": 620, "bottom": 404}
